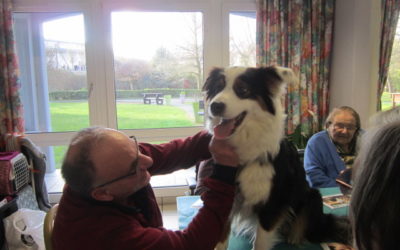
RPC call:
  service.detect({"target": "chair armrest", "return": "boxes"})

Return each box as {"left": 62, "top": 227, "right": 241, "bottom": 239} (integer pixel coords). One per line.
{"left": 185, "top": 176, "right": 197, "bottom": 195}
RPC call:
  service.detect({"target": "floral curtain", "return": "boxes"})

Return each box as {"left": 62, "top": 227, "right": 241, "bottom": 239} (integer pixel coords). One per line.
{"left": 378, "top": 0, "right": 400, "bottom": 110}
{"left": 256, "top": 0, "right": 334, "bottom": 138}
{"left": 0, "top": 0, "right": 24, "bottom": 149}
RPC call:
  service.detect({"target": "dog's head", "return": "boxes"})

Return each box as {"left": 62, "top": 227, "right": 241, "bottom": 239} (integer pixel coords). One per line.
{"left": 202, "top": 66, "right": 296, "bottom": 142}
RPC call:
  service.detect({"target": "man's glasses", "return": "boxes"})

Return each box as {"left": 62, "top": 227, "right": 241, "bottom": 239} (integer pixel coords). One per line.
{"left": 92, "top": 136, "right": 139, "bottom": 189}
{"left": 333, "top": 123, "right": 357, "bottom": 132}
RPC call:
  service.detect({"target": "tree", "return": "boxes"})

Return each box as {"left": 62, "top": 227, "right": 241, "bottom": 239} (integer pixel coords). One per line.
{"left": 229, "top": 14, "right": 256, "bottom": 67}
{"left": 114, "top": 58, "right": 150, "bottom": 90}
{"left": 47, "top": 68, "right": 86, "bottom": 91}
{"left": 151, "top": 47, "right": 182, "bottom": 88}
{"left": 176, "top": 13, "right": 204, "bottom": 89}
{"left": 111, "top": 12, "right": 205, "bottom": 92}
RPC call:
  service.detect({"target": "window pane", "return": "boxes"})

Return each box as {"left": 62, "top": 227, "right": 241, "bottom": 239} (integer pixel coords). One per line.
{"left": 111, "top": 12, "right": 204, "bottom": 129}
{"left": 53, "top": 145, "right": 67, "bottom": 169}
{"left": 13, "top": 13, "right": 89, "bottom": 133}
{"left": 44, "top": 145, "right": 66, "bottom": 193}
{"left": 229, "top": 12, "right": 256, "bottom": 67}
{"left": 384, "top": 23, "right": 400, "bottom": 110}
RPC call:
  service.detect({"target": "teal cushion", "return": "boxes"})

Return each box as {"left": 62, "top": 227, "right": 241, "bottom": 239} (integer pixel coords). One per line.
{"left": 227, "top": 233, "right": 323, "bottom": 250}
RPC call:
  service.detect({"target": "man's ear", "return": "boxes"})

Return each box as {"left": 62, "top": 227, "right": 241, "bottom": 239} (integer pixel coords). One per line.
{"left": 91, "top": 188, "right": 114, "bottom": 201}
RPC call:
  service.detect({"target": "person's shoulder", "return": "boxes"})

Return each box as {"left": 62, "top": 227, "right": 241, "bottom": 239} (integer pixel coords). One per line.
{"left": 308, "top": 130, "right": 328, "bottom": 144}
{"left": 313, "top": 130, "right": 327, "bottom": 137}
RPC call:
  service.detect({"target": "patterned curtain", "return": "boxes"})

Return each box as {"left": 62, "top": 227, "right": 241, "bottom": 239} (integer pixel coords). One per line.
{"left": 378, "top": 0, "right": 400, "bottom": 110}
{"left": 256, "top": 0, "right": 334, "bottom": 138}
{"left": 0, "top": 0, "right": 24, "bottom": 149}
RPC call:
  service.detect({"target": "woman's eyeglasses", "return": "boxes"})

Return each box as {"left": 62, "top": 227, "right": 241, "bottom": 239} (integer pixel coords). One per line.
{"left": 333, "top": 123, "right": 357, "bottom": 132}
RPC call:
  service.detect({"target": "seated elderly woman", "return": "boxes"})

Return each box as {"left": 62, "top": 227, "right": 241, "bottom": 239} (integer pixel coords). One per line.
{"left": 304, "top": 106, "right": 362, "bottom": 188}
{"left": 350, "top": 120, "right": 400, "bottom": 250}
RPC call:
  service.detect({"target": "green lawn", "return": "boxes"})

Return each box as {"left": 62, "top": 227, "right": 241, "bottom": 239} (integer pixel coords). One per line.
{"left": 381, "top": 91, "right": 396, "bottom": 110}
{"left": 50, "top": 101, "right": 198, "bottom": 168}
{"left": 53, "top": 145, "right": 68, "bottom": 169}
{"left": 116, "top": 103, "right": 195, "bottom": 128}
{"left": 49, "top": 101, "right": 197, "bottom": 131}
{"left": 50, "top": 102, "right": 90, "bottom": 131}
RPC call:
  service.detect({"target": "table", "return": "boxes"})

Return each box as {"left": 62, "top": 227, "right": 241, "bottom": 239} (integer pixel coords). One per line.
{"left": 390, "top": 92, "right": 400, "bottom": 108}
{"left": 142, "top": 93, "right": 164, "bottom": 105}
{"left": 176, "top": 187, "right": 348, "bottom": 250}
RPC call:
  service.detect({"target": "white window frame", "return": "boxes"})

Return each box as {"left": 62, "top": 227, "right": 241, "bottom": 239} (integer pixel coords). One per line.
{"left": 12, "top": 0, "right": 256, "bottom": 183}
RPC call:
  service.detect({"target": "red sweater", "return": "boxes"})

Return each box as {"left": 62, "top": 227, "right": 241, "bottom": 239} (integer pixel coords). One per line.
{"left": 53, "top": 131, "right": 236, "bottom": 250}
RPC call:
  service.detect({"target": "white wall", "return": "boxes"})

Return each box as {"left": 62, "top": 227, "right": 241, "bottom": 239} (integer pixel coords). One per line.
{"left": 330, "top": 0, "right": 381, "bottom": 128}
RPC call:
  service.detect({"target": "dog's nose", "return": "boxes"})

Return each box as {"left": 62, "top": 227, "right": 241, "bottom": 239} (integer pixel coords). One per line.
{"left": 210, "top": 102, "right": 225, "bottom": 116}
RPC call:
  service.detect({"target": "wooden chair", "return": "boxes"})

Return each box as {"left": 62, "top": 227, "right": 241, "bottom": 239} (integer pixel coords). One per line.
{"left": 43, "top": 204, "right": 59, "bottom": 250}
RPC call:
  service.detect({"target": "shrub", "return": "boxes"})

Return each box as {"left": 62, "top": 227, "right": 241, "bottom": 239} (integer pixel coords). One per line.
{"left": 49, "top": 88, "right": 203, "bottom": 101}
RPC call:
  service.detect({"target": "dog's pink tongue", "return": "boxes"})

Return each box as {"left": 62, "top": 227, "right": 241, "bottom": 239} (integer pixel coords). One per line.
{"left": 214, "top": 119, "right": 235, "bottom": 139}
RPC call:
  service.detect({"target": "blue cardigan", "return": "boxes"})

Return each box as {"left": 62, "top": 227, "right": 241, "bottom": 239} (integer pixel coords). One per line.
{"left": 304, "top": 131, "right": 345, "bottom": 188}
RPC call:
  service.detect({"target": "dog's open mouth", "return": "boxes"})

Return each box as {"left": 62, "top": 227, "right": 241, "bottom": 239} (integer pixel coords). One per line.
{"left": 213, "top": 111, "right": 247, "bottom": 139}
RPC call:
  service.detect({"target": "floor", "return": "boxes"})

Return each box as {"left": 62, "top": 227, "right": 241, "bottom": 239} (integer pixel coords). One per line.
{"left": 159, "top": 202, "right": 179, "bottom": 230}
{"left": 44, "top": 168, "right": 193, "bottom": 230}
{"left": 44, "top": 170, "right": 65, "bottom": 194}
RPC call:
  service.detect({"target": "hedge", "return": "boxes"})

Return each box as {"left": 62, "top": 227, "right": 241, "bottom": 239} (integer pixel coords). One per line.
{"left": 49, "top": 90, "right": 88, "bottom": 100}
{"left": 49, "top": 88, "right": 203, "bottom": 101}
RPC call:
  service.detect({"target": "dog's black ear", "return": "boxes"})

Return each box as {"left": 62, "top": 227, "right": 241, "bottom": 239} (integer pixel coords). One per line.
{"left": 253, "top": 66, "right": 285, "bottom": 97}
{"left": 202, "top": 67, "right": 225, "bottom": 100}
{"left": 202, "top": 67, "right": 223, "bottom": 91}
{"left": 258, "top": 66, "right": 297, "bottom": 96}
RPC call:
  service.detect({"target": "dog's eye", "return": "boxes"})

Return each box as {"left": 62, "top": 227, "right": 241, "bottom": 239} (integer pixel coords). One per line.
{"left": 234, "top": 81, "right": 251, "bottom": 97}
{"left": 215, "top": 78, "right": 225, "bottom": 92}
{"left": 238, "top": 87, "right": 250, "bottom": 96}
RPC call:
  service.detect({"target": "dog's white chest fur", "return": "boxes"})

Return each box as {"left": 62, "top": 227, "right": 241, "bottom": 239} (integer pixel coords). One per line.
{"left": 238, "top": 161, "right": 275, "bottom": 206}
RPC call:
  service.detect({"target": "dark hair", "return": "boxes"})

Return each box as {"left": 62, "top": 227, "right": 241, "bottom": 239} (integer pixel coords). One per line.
{"left": 325, "top": 106, "right": 361, "bottom": 130}
{"left": 61, "top": 127, "right": 107, "bottom": 197}
{"left": 350, "top": 121, "right": 400, "bottom": 250}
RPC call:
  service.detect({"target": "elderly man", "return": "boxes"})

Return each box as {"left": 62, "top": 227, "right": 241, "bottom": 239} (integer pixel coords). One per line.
{"left": 304, "top": 106, "right": 361, "bottom": 188}
{"left": 53, "top": 127, "right": 239, "bottom": 250}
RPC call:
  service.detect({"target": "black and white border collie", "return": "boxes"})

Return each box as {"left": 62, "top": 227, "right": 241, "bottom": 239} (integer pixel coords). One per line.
{"left": 202, "top": 66, "right": 351, "bottom": 250}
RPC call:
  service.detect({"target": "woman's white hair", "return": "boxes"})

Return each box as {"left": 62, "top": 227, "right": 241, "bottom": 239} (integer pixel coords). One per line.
{"left": 368, "top": 106, "right": 400, "bottom": 128}
{"left": 351, "top": 121, "right": 400, "bottom": 250}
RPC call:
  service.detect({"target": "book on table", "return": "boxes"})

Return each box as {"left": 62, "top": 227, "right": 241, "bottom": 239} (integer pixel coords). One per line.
{"left": 322, "top": 193, "right": 350, "bottom": 209}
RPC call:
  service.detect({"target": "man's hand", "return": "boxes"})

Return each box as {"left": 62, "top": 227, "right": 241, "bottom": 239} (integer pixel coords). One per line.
{"left": 209, "top": 137, "right": 239, "bottom": 167}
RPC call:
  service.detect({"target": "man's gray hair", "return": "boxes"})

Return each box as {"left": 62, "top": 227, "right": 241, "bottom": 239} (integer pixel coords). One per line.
{"left": 61, "top": 126, "right": 108, "bottom": 197}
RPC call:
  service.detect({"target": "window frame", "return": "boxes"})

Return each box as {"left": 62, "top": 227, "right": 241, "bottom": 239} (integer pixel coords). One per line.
{"left": 12, "top": 0, "right": 256, "bottom": 165}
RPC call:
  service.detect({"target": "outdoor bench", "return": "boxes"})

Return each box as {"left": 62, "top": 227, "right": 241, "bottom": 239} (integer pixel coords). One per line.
{"left": 143, "top": 93, "right": 164, "bottom": 105}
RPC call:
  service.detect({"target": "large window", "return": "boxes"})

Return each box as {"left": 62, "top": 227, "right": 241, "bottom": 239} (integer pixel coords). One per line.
{"left": 12, "top": 0, "right": 256, "bottom": 185}
{"left": 111, "top": 12, "right": 204, "bottom": 129}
